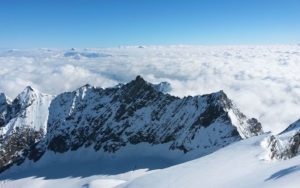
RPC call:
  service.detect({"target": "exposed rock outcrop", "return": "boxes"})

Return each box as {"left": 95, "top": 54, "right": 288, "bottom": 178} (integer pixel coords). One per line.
{"left": 264, "top": 120, "right": 300, "bottom": 160}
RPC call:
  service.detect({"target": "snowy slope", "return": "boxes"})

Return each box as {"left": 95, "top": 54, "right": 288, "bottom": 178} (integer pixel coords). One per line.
{"left": 119, "top": 134, "right": 300, "bottom": 188}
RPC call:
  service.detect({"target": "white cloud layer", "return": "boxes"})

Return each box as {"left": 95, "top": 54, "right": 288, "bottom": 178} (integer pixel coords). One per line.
{"left": 0, "top": 45, "right": 299, "bottom": 133}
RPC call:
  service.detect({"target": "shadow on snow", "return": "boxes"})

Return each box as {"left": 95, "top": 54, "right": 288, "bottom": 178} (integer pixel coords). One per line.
{"left": 0, "top": 156, "right": 176, "bottom": 180}
{"left": 265, "top": 165, "right": 300, "bottom": 181}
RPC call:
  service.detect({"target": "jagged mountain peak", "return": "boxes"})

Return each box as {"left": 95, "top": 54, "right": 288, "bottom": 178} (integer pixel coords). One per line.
{"left": 13, "top": 86, "right": 54, "bottom": 109}
{"left": 18, "top": 85, "right": 38, "bottom": 97}
{"left": 0, "top": 92, "right": 8, "bottom": 101}
{"left": 213, "top": 89, "right": 226, "bottom": 97}
{"left": 125, "top": 75, "right": 151, "bottom": 89}
{"left": 77, "top": 84, "right": 92, "bottom": 90}
{"left": 0, "top": 85, "right": 53, "bottom": 131}
{"left": 199, "top": 90, "right": 263, "bottom": 139}
{"left": 25, "top": 85, "right": 34, "bottom": 91}
{"left": 62, "top": 84, "right": 95, "bottom": 99}
{"left": 13, "top": 86, "right": 41, "bottom": 109}
{"left": 135, "top": 75, "right": 144, "bottom": 81}
{"left": 202, "top": 90, "right": 228, "bottom": 101}
{"left": 107, "top": 76, "right": 172, "bottom": 94}
{"left": 124, "top": 75, "right": 172, "bottom": 94}
{"left": 73, "top": 76, "right": 156, "bottom": 96}
{"left": 0, "top": 76, "right": 264, "bottom": 174}
{"left": 19, "top": 86, "right": 38, "bottom": 96}
{"left": 0, "top": 93, "right": 10, "bottom": 106}
{"left": 74, "top": 84, "right": 93, "bottom": 96}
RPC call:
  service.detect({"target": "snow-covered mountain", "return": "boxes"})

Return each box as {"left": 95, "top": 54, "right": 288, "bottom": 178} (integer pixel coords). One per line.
{"left": 0, "top": 86, "right": 53, "bottom": 172}
{"left": 0, "top": 76, "right": 263, "bottom": 174}
{"left": 263, "top": 119, "right": 300, "bottom": 160}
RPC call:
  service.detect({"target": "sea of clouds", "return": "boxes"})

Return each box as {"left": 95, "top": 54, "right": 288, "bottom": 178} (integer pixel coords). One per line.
{"left": 0, "top": 45, "right": 299, "bottom": 133}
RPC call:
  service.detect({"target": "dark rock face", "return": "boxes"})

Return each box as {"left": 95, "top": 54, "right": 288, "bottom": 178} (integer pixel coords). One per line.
{"left": 247, "top": 118, "right": 263, "bottom": 135}
{"left": 0, "top": 128, "right": 44, "bottom": 173}
{"left": 0, "top": 76, "right": 263, "bottom": 173}
{"left": 289, "top": 132, "right": 300, "bottom": 157}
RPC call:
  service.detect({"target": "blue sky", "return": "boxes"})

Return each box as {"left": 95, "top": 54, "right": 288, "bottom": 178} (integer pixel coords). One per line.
{"left": 1, "top": 0, "right": 299, "bottom": 48}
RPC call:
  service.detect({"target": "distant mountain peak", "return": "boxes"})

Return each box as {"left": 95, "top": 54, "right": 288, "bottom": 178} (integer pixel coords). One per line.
{"left": 0, "top": 92, "right": 7, "bottom": 99}
{"left": 135, "top": 75, "right": 144, "bottom": 81}
{"left": 129, "top": 75, "right": 149, "bottom": 87}
{"left": 14, "top": 86, "right": 40, "bottom": 109}
{"left": 25, "top": 85, "right": 34, "bottom": 91}
{"left": 19, "top": 85, "right": 38, "bottom": 97}
{"left": 121, "top": 75, "right": 156, "bottom": 96}
{"left": 126, "top": 76, "right": 172, "bottom": 94}
{"left": 75, "top": 84, "right": 93, "bottom": 92}
{"left": 0, "top": 93, "right": 10, "bottom": 105}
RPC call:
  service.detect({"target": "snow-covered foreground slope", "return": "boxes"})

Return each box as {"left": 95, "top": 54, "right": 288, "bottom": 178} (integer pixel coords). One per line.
{"left": 0, "top": 168, "right": 148, "bottom": 188}
{"left": 1, "top": 133, "right": 299, "bottom": 188}
{"left": 119, "top": 134, "right": 300, "bottom": 188}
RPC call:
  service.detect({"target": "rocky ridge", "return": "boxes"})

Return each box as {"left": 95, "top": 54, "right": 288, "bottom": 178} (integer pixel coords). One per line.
{"left": 264, "top": 119, "right": 300, "bottom": 160}
{"left": 0, "top": 76, "right": 263, "bottom": 173}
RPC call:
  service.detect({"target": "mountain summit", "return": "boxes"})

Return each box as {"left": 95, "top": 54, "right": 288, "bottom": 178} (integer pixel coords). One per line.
{"left": 0, "top": 76, "right": 263, "bottom": 173}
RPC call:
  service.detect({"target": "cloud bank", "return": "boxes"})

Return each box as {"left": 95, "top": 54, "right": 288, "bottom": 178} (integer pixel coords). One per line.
{"left": 0, "top": 45, "right": 299, "bottom": 133}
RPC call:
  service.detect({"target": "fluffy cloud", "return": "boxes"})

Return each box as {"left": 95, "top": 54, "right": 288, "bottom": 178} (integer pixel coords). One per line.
{"left": 0, "top": 45, "right": 299, "bottom": 133}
